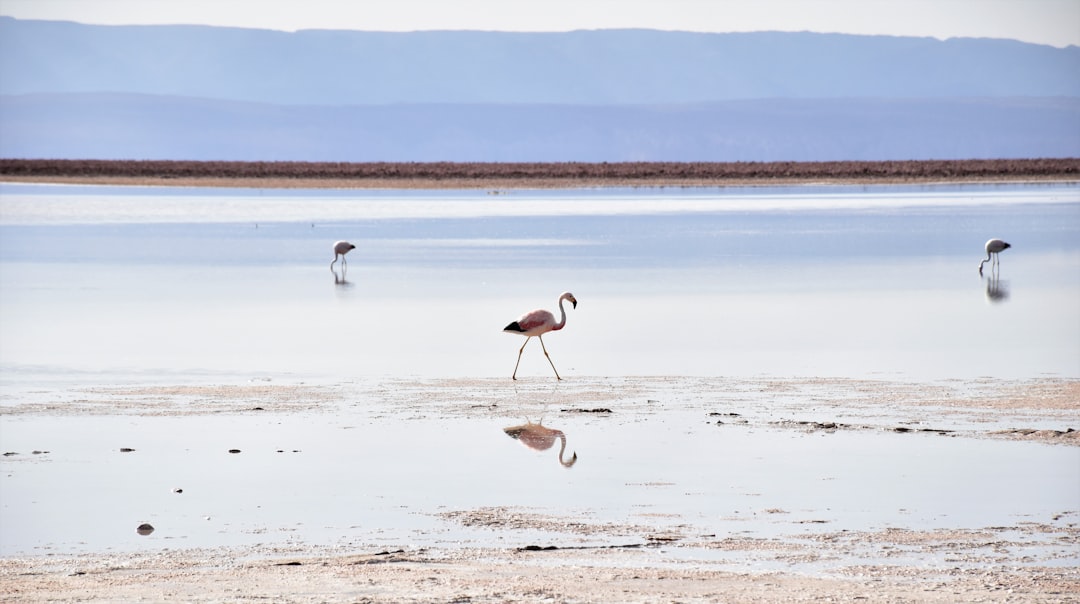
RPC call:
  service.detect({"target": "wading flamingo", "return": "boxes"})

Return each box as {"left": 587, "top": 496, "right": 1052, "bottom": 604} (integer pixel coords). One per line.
{"left": 978, "top": 239, "right": 1011, "bottom": 275}
{"left": 503, "top": 292, "right": 577, "bottom": 380}
{"left": 504, "top": 420, "right": 578, "bottom": 467}
{"left": 331, "top": 241, "right": 356, "bottom": 270}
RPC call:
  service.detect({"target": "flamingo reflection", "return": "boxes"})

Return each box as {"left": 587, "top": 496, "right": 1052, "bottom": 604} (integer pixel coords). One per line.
{"left": 331, "top": 264, "right": 351, "bottom": 285}
{"left": 503, "top": 419, "right": 578, "bottom": 468}
{"left": 984, "top": 273, "right": 1009, "bottom": 303}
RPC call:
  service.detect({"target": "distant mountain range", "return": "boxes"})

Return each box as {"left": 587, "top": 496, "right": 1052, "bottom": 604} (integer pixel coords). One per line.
{"left": 4, "top": 94, "right": 1077, "bottom": 162}
{"left": 1, "top": 17, "right": 1078, "bottom": 162}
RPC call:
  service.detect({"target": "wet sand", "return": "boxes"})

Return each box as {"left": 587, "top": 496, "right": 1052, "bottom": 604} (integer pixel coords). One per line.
{"left": 2, "top": 376, "right": 1077, "bottom": 603}
{"left": 3, "top": 540, "right": 1076, "bottom": 604}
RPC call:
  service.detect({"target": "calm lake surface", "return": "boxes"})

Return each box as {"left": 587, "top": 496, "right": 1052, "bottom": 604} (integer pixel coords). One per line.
{"left": 0, "top": 182, "right": 1078, "bottom": 559}
{"left": 1, "top": 182, "right": 1078, "bottom": 381}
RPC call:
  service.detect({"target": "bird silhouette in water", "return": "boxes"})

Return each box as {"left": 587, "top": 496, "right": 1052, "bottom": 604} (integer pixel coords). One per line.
{"left": 503, "top": 292, "right": 577, "bottom": 380}
{"left": 331, "top": 241, "right": 355, "bottom": 270}
{"left": 979, "top": 238, "right": 1011, "bottom": 275}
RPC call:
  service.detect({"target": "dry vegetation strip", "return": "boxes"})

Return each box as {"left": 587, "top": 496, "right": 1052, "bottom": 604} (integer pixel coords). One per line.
{"left": 1, "top": 159, "right": 1078, "bottom": 188}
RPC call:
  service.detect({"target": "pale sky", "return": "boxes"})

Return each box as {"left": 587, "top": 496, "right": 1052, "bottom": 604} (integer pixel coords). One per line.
{"left": 1, "top": 0, "right": 1078, "bottom": 47}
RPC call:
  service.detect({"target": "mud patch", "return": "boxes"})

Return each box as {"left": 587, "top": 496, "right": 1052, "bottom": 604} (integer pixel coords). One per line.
{"left": 438, "top": 506, "right": 664, "bottom": 539}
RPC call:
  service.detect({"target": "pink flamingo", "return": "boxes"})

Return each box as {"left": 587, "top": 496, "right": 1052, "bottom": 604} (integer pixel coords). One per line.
{"left": 503, "top": 292, "right": 577, "bottom": 380}
{"left": 504, "top": 420, "right": 578, "bottom": 467}
{"left": 331, "top": 240, "right": 356, "bottom": 270}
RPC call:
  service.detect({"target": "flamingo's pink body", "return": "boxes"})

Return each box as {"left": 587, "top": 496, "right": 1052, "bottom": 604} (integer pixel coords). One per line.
{"left": 504, "top": 420, "right": 578, "bottom": 467}
{"left": 503, "top": 292, "right": 577, "bottom": 380}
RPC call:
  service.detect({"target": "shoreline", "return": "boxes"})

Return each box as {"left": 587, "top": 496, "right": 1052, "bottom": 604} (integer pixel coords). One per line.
{"left": 2, "top": 537, "right": 1077, "bottom": 603}
{"left": 2, "top": 375, "right": 1077, "bottom": 602}
{"left": 2, "top": 158, "right": 1078, "bottom": 189}
{"left": 4, "top": 174, "right": 1080, "bottom": 190}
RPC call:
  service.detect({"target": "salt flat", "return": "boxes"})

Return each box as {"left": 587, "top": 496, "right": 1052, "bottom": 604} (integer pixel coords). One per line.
{"left": 1, "top": 182, "right": 1078, "bottom": 601}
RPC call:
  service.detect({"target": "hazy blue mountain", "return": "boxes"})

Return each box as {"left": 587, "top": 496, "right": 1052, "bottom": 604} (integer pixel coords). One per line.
{"left": 4, "top": 93, "right": 1077, "bottom": 162}
{"left": 1, "top": 17, "right": 1078, "bottom": 162}
{"left": 2, "top": 17, "right": 1078, "bottom": 104}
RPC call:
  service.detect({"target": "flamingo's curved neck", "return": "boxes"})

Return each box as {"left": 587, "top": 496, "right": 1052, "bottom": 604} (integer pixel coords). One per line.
{"left": 556, "top": 432, "right": 576, "bottom": 467}
{"left": 552, "top": 297, "right": 568, "bottom": 331}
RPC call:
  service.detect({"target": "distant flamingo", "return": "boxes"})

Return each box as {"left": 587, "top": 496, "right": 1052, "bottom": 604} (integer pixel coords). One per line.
{"left": 331, "top": 241, "right": 356, "bottom": 270}
{"left": 503, "top": 292, "right": 577, "bottom": 380}
{"left": 978, "top": 239, "right": 1011, "bottom": 275}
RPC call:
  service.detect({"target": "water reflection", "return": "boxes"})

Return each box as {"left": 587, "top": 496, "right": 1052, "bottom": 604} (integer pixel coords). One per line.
{"left": 503, "top": 420, "right": 578, "bottom": 468}
{"left": 984, "top": 273, "right": 1010, "bottom": 303}
{"left": 331, "top": 265, "right": 351, "bottom": 285}
{"left": 1, "top": 184, "right": 1076, "bottom": 380}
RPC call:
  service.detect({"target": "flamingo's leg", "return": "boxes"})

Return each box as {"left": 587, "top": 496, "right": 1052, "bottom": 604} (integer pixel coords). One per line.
{"left": 538, "top": 335, "right": 562, "bottom": 380}
{"left": 512, "top": 337, "right": 531, "bottom": 380}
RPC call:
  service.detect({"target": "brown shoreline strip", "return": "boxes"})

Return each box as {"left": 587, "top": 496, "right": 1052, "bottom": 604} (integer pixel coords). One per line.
{"left": 2, "top": 158, "right": 1078, "bottom": 189}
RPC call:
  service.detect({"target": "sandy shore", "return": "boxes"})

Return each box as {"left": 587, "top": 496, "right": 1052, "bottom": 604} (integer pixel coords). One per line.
{"left": 3, "top": 158, "right": 1078, "bottom": 189}
{"left": 2, "top": 376, "right": 1077, "bottom": 603}
{"left": 3, "top": 541, "right": 1077, "bottom": 603}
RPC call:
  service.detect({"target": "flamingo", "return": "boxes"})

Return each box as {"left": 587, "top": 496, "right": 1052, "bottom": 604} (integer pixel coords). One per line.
{"left": 504, "top": 420, "right": 578, "bottom": 467}
{"left": 503, "top": 292, "right": 577, "bottom": 380}
{"left": 978, "top": 239, "right": 1011, "bottom": 275}
{"left": 331, "top": 241, "right": 356, "bottom": 270}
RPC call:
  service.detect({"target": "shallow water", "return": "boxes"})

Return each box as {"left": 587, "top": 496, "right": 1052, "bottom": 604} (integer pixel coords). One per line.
{"left": 1, "top": 182, "right": 1078, "bottom": 560}
{"left": 1, "top": 182, "right": 1078, "bottom": 381}
{"left": 2, "top": 388, "right": 1078, "bottom": 558}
